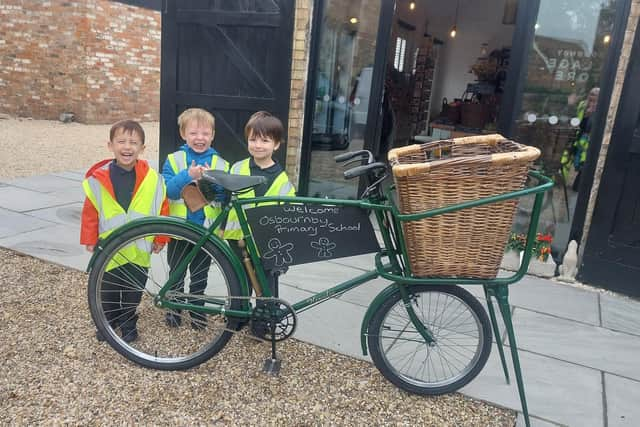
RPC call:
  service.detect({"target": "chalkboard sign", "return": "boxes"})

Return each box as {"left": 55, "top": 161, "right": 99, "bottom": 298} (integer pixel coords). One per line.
{"left": 244, "top": 204, "right": 380, "bottom": 269}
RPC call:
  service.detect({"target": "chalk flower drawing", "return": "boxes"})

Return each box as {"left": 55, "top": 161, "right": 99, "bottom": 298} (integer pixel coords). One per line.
{"left": 310, "top": 237, "right": 336, "bottom": 258}
{"left": 263, "top": 238, "right": 294, "bottom": 267}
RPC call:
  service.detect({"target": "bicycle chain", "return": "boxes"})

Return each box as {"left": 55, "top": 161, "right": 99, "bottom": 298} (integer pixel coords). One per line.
{"left": 165, "top": 294, "right": 296, "bottom": 343}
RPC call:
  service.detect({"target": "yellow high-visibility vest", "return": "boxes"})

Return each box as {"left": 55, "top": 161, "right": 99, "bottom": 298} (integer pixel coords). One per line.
{"left": 82, "top": 163, "right": 165, "bottom": 271}
{"left": 166, "top": 151, "right": 229, "bottom": 228}
{"left": 224, "top": 158, "right": 295, "bottom": 240}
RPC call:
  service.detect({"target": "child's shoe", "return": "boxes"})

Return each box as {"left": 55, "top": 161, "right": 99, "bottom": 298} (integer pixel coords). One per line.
{"left": 250, "top": 320, "right": 269, "bottom": 339}
{"left": 120, "top": 315, "right": 139, "bottom": 343}
{"left": 120, "top": 325, "right": 138, "bottom": 343}
{"left": 95, "top": 319, "right": 120, "bottom": 342}
{"left": 165, "top": 311, "right": 182, "bottom": 327}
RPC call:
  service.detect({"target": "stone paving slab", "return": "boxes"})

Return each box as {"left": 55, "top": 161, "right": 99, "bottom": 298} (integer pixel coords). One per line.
{"left": 281, "top": 261, "right": 365, "bottom": 294}
{"left": 605, "top": 373, "right": 640, "bottom": 426}
{"left": 0, "top": 223, "right": 90, "bottom": 272}
{"left": 600, "top": 293, "right": 640, "bottom": 337}
{"left": 51, "top": 170, "right": 85, "bottom": 181}
{"left": 462, "top": 348, "right": 603, "bottom": 427}
{"left": 279, "top": 282, "right": 370, "bottom": 361}
{"left": 329, "top": 252, "right": 377, "bottom": 271}
{"left": 0, "top": 174, "right": 81, "bottom": 193}
{"left": 335, "top": 277, "right": 390, "bottom": 308}
{"left": 512, "top": 307, "right": 640, "bottom": 381}
{"left": 0, "top": 185, "right": 84, "bottom": 212}
{"left": 24, "top": 202, "right": 83, "bottom": 227}
{"left": 0, "top": 207, "right": 56, "bottom": 239}
{"left": 506, "top": 275, "right": 600, "bottom": 325}
{"left": 516, "top": 412, "right": 566, "bottom": 427}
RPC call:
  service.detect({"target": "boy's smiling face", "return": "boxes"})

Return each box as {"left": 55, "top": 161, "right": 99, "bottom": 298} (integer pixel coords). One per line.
{"left": 181, "top": 120, "right": 214, "bottom": 153}
{"left": 108, "top": 128, "right": 144, "bottom": 171}
{"left": 248, "top": 130, "right": 279, "bottom": 163}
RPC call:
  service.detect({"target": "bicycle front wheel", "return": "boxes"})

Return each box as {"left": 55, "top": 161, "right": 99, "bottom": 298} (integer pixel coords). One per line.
{"left": 367, "top": 284, "right": 492, "bottom": 395}
{"left": 88, "top": 221, "right": 243, "bottom": 370}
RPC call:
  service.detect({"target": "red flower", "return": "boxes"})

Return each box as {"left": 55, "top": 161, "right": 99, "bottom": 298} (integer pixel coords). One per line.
{"left": 537, "top": 233, "right": 553, "bottom": 243}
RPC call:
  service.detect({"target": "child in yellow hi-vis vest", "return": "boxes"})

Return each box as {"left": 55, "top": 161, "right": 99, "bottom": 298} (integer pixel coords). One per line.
{"left": 161, "top": 108, "right": 229, "bottom": 330}
{"left": 224, "top": 111, "right": 296, "bottom": 338}
{"left": 81, "top": 120, "right": 169, "bottom": 343}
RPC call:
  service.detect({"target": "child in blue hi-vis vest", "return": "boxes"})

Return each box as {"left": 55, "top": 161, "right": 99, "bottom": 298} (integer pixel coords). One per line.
{"left": 224, "top": 111, "right": 296, "bottom": 338}
{"left": 161, "top": 108, "right": 229, "bottom": 330}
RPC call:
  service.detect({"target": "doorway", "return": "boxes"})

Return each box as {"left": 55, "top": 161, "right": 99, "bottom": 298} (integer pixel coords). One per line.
{"left": 382, "top": 0, "right": 623, "bottom": 262}
{"left": 579, "top": 23, "right": 640, "bottom": 296}
{"left": 299, "top": 0, "right": 391, "bottom": 199}
{"left": 382, "top": 0, "right": 516, "bottom": 155}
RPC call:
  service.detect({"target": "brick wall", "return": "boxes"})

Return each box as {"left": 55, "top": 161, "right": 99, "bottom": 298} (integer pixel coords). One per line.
{"left": 0, "top": 0, "right": 160, "bottom": 124}
{"left": 285, "top": 0, "right": 312, "bottom": 185}
{"left": 579, "top": 0, "right": 640, "bottom": 257}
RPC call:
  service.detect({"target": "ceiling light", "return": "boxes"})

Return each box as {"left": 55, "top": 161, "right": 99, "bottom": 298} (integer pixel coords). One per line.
{"left": 349, "top": 17, "right": 358, "bottom": 24}
{"left": 410, "top": 1, "right": 416, "bottom": 10}
{"left": 603, "top": 34, "right": 611, "bottom": 44}
{"left": 450, "top": 0, "right": 459, "bottom": 38}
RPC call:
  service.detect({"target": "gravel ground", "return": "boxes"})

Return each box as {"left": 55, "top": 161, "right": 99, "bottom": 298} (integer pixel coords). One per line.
{"left": 0, "top": 117, "right": 159, "bottom": 179}
{"left": 0, "top": 248, "right": 515, "bottom": 426}
{"left": 0, "top": 118, "right": 516, "bottom": 425}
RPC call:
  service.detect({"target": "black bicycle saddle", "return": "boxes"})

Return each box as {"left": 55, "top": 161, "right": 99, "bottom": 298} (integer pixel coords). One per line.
{"left": 202, "top": 169, "right": 266, "bottom": 192}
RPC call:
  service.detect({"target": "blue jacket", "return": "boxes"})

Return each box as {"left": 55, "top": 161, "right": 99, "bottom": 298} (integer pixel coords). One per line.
{"left": 162, "top": 144, "right": 226, "bottom": 225}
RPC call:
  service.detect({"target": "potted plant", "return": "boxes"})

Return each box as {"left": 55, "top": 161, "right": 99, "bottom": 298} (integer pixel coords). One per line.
{"left": 528, "top": 233, "right": 556, "bottom": 277}
{"left": 501, "top": 232, "right": 556, "bottom": 277}
{"left": 501, "top": 233, "right": 526, "bottom": 271}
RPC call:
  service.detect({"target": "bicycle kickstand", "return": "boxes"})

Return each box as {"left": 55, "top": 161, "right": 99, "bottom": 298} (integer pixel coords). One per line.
{"left": 263, "top": 273, "right": 281, "bottom": 375}
{"left": 262, "top": 311, "right": 281, "bottom": 375}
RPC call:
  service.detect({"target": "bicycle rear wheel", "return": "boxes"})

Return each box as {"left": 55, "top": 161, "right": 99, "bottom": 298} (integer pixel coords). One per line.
{"left": 367, "top": 284, "right": 491, "bottom": 394}
{"left": 88, "top": 221, "right": 243, "bottom": 370}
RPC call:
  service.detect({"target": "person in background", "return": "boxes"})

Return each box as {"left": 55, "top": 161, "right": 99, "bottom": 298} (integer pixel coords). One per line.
{"left": 561, "top": 87, "right": 600, "bottom": 190}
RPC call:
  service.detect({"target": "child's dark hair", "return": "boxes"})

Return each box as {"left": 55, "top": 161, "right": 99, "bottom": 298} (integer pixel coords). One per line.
{"left": 110, "top": 120, "right": 145, "bottom": 144}
{"left": 244, "top": 111, "right": 284, "bottom": 143}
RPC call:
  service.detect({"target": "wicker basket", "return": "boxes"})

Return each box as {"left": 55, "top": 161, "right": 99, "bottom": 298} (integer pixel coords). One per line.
{"left": 388, "top": 134, "right": 540, "bottom": 279}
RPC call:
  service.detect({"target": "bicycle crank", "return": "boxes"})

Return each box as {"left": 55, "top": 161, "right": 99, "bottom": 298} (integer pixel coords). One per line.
{"left": 251, "top": 298, "right": 297, "bottom": 342}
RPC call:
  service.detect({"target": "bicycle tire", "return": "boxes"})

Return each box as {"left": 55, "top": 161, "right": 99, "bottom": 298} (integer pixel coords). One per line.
{"left": 88, "top": 221, "right": 243, "bottom": 370}
{"left": 367, "top": 284, "right": 492, "bottom": 395}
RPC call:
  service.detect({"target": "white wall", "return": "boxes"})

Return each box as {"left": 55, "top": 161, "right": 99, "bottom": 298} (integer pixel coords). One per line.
{"left": 430, "top": 0, "right": 515, "bottom": 115}
{"left": 394, "top": 0, "right": 515, "bottom": 116}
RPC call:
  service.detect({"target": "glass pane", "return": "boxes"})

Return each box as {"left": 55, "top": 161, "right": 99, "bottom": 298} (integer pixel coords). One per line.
{"left": 514, "top": 0, "right": 618, "bottom": 255}
{"left": 307, "top": 0, "right": 382, "bottom": 198}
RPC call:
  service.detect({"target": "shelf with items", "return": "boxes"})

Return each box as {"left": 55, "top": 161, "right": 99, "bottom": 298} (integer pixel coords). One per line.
{"left": 409, "top": 37, "right": 438, "bottom": 137}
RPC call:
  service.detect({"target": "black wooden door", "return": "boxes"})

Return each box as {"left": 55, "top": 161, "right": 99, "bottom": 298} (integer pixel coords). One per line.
{"left": 159, "top": 0, "right": 294, "bottom": 165}
{"left": 579, "top": 27, "right": 640, "bottom": 296}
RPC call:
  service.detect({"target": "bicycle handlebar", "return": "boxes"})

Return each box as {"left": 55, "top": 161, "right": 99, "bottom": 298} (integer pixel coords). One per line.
{"left": 334, "top": 150, "right": 374, "bottom": 164}
{"left": 343, "top": 162, "right": 387, "bottom": 179}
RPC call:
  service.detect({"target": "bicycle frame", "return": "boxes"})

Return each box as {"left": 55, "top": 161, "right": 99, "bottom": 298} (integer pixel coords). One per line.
{"left": 87, "top": 171, "right": 553, "bottom": 341}
{"left": 85, "top": 168, "right": 552, "bottom": 427}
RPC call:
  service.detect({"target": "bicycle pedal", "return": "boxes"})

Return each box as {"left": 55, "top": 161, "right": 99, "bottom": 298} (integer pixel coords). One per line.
{"left": 262, "top": 357, "right": 281, "bottom": 376}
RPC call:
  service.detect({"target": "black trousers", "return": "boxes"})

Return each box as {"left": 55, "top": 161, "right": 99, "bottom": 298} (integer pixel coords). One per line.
{"left": 167, "top": 239, "right": 212, "bottom": 309}
{"left": 101, "top": 263, "right": 148, "bottom": 328}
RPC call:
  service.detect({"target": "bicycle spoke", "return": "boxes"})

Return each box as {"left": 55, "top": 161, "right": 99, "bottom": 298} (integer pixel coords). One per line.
{"left": 368, "top": 285, "right": 491, "bottom": 393}
{"left": 88, "top": 223, "right": 242, "bottom": 370}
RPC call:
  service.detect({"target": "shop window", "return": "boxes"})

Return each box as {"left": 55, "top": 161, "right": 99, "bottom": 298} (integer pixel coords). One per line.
{"left": 305, "top": 0, "right": 383, "bottom": 199}
{"left": 513, "top": 0, "right": 619, "bottom": 257}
